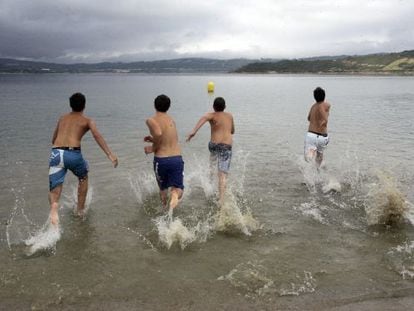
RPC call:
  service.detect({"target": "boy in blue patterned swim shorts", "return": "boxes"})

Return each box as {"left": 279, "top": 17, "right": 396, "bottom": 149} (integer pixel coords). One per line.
{"left": 48, "top": 93, "right": 118, "bottom": 225}
{"left": 144, "top": 95, "right": 184, "bottom": 211}
{"left": 187, "top": 97, "right": 235, "bottom": 205}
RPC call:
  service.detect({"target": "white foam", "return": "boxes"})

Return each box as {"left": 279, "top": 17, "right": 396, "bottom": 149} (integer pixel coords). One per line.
{"left": 24, "top": 219, "right": 61, "bottom": 255}
{"left": 215, "top": 191, "right": 260, "bottom": 235}
{"left": 128, "top": 171, "right": 157, "bottom": 204}
{"left": 154, "top": 209, "right": 197, "bottom": 250}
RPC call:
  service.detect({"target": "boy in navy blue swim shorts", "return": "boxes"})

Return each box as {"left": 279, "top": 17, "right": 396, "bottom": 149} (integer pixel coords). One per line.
{"left": 48, "top": 93, "right": 118, "bottom": 225}
{"left": 144, "top": 95, "right": 184, "bottom": 211}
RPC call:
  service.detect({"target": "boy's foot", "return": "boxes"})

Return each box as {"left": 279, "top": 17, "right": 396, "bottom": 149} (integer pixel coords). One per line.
{"left": 75, "top": 209, "right": 85, "bottom": 219}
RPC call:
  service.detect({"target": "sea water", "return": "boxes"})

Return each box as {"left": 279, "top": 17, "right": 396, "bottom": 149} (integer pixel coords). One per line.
{"left": 0, "top": 73, "right": 413, "bottom": 309}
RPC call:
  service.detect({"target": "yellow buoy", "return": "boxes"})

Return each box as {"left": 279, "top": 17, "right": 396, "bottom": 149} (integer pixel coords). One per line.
{"left": 207, "top": 81, "right": 215, "bottom": 93}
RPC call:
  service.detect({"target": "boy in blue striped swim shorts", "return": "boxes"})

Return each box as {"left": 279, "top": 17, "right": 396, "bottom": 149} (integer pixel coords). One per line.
{"left": 48, "top": 93, "right": 118, "bottom": 225}
{"left": 187, "top": 97, "right": 235, "bottom": 205}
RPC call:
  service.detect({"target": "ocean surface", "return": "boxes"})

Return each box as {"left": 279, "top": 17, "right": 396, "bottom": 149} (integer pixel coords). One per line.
{"left": 1, "top": 73, "right": 414, "bottom": 310}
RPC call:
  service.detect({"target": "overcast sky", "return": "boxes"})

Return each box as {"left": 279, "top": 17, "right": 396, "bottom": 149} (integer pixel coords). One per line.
{"left": 0, "top": 0, "right": 413, "bottom": 63}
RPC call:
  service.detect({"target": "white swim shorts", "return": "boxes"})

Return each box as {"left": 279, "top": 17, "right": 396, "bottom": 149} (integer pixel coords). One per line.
{"left": 304, "top": 131, "right": 329, "bottom": 156}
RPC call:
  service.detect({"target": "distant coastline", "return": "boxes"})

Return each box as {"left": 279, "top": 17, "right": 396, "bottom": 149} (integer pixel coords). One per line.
{"left": 1, "top": 50, "right": 413, "bottom": 75}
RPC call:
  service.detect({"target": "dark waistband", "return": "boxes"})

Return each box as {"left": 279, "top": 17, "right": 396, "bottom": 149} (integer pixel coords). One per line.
{"left": 52, "top": 146, "right": 81, "bottom": 151}
{"left": 209, "top": 141, "right": 232, "bottom": 150}
{"left": 308, "top": 131, "right": 328, "bottom": 137}
{"left": 154, "top": 155, "right": 182, "bottom": 161}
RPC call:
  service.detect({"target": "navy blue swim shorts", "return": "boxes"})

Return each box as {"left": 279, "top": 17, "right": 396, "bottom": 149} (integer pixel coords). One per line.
{"left": 153, "top": 155, "right": 184, "bottom": 191}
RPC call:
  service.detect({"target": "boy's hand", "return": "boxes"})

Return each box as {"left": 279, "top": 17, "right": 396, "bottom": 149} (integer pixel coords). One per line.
{"left": 186, "top": 132, "right": 195, "bottom": 142}
{"left": 108, "top": 153, "right": 118, "bottom": 168}
{"left": 144, "top": 145, "right": 153, "bottom": 154}
{"left": 144, "top": 135, "right": 153, "bottom": 143}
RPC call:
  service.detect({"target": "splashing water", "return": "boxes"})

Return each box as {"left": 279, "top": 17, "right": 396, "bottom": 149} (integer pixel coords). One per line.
{"left": 297, "top": 156, "right": 341, "bottom": 194}
{"left": 217, "top": 261, "right": 274, "bottom": 298}
{"left": 215, "top": 191, "right": 260, "bottom": 236}
{"left": 24, "top": 220, "right": 61, "bottom": 256}
{"left": 365, "top": 172, "right": 409, "bottom": 226}
{"left": 6, "top": 187, "right": 37, "bottom": 250}
{"left": 154, "top": 208, "right": 197, "bottom": 250}
{"left": 218, "top": 261, "right": 317, "bottom": 298}
{"left": 61, "top": 185, "right": 94, "bottom": 216}
{"left": 132, "top": 150, "right": 259, "bottom": 249}
{"left": 278, "top": 271, "right": 317, "bottom": 296}
{"left": 386, "top": 241, "right": 414, "bottom": 280}
{"left": 128, "top": 171, "right": 157, "bottom": 204}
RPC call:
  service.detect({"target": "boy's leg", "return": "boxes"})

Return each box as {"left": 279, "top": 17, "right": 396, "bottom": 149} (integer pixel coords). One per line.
{"left": 160, "top": 189, "right": 168, "bottom": 208}
{"left": 209, "top": 153, "right": 217, "bottom": 184}
{"left": 218, "top": 171, "right": 227, "bottom": 205}
{"left": 76, "top": 177, "right": 88, "bottom": 217}
{"left": 49, "top": 185, "right": 63, "bottom": 225}
{"left": 316, "top": 152, "right": 323, "bottom": 168}
{"left": 169, "top": 187, "right": 183, "bottom": 210}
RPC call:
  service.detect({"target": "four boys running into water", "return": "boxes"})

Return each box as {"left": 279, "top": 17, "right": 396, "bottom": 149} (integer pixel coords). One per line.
{"left": 48, "top": 87, "right": 329, "bottom": 224}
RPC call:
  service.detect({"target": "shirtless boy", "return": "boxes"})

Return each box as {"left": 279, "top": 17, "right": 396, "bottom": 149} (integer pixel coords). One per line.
{"left": 304, "top": 87, "right": 331, "bottom": 167}
{"left": 49, "top": 93, "right": 118, "bottom": 225}
{"left": 187, "top": 97, "right": 235, "bottom": 204}
{"left": 144, "top": 95, "right": 184, "bottom": 210}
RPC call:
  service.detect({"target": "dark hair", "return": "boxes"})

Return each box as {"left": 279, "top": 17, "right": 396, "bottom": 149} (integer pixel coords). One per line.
{"left": 154, "top": 94, "right": 171, "bottom": 112}
{"left": 313, "top": 87, "right": 325, "bottom": 103}
{"left": 213, "top": 97, "right": 226, "bottom": 112}
{"left": 69, "top": 92, "right": 86, "bottom": 112}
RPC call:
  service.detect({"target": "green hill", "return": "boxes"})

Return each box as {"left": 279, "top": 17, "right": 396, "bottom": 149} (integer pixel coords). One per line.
{"left": 235, "top": 50, "right": 414, "bottom": 74}
{"left": 0, "top": 58, "right": 256, "bottom": 73}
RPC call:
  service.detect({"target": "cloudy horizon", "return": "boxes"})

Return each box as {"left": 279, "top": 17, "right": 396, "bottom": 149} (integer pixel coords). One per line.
{"left": 1, "top": 0, "right": 413, "bottom": 63}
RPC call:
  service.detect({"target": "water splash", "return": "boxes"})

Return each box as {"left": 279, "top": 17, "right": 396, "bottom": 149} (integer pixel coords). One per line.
{"left": 297, "top": 156, "right": 341, "bottom": 194}
{"left": 6, "top": 186, "right": 37, "bottom": 251}
{"left": 154, "top": 208, "right": 197, "bottom": 250}
{"left": 24, "top": 220, "right": 61, "bottom": 256}
{"left": 386, "top": 241, "right": 414, "bottom": 280}
{"left": 131, "top": 150, "right": 258, "bottom": 249}
{"left": 218, "top": 261, "right": 317, "bottom": 298}
{"left": 215, "top": 191, "right": 260, "bottom": 236}
{"left": 278, "top": 271, "right": 316, "bottom": 296}
{"left": 128, "top": 171, "right": 157, "bottom": 205}
{"left": 365, "top": 172, "right": 409, "bottom": 226}
{"left": 218, "top": 261, "right": 274, "bottom": 298}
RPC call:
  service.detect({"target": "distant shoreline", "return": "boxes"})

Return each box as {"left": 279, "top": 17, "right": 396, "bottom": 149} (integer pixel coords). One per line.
{"left": 1, "top": 71, "right": 414, "bottom": 76}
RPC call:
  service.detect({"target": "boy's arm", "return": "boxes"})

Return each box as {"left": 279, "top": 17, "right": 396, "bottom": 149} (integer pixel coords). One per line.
{"left": 319, "top": 103, "right": 331, "bottom": 128}
{"left": 88, "top": 119, "right": 118, "bottom": 167}
{"left": 231, "top": 115, "right": 235, "bottom": 134}
{"left": 186, "top": 113, "right": 211, "bottom": 142}
{"left": 145, "top": 118, "right": 162, "bottom": 154}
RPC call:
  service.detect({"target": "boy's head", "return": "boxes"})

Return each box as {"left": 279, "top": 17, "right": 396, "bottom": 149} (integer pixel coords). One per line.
{"left": 213, "top": 97, "right": 226, "bottom": 112}
{"left": 154, "top": 94, "right": 171, "bottom": 112}
{"left": 70, "top": 92, "right": 86, "bottom": 112}
{"left": 313, "top": 87, "right": 325, "bottom": 103}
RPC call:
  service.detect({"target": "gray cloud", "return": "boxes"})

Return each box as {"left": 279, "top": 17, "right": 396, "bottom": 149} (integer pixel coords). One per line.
{"left": 0, "top": 0, "right": 413, "bottom": 63}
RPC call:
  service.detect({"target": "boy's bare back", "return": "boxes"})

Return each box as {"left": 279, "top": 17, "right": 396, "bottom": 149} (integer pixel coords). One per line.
{"left": 147, "top": 113, "right": 181, "bottom": 157}
{"left": 208, "top": 111, "right": 234, "bottom": 145}
{"left": 52, "top": 112, "right": 91, "bottom": 147}
{"left": 307, "top": 101, "right": 330, "bottom": 134}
